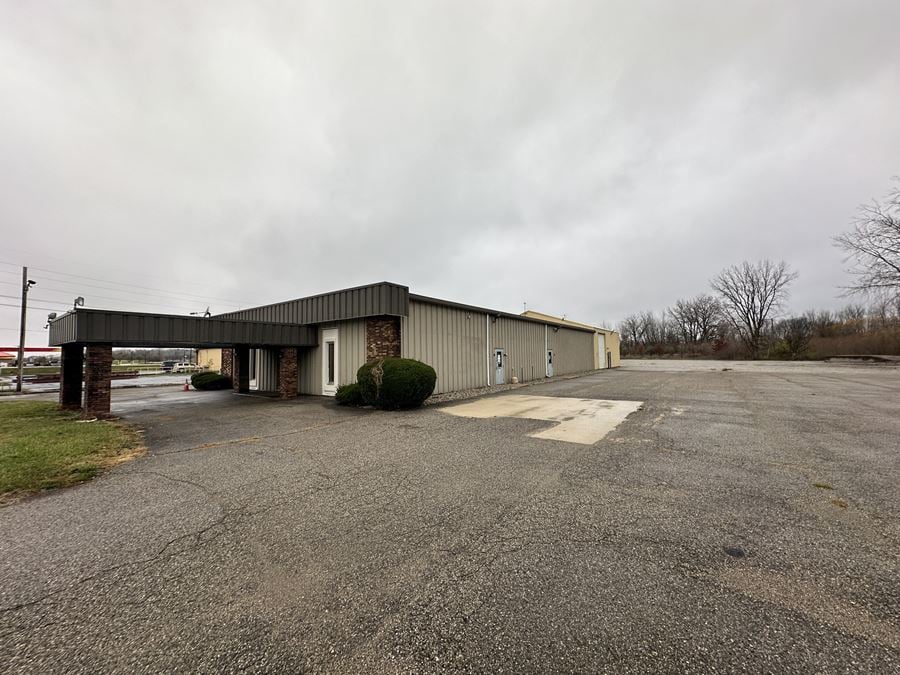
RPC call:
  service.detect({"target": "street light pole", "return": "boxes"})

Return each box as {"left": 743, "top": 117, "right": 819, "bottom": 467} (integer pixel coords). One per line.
{"left": 16, "top": 267, "right": 35, "bottom": 393}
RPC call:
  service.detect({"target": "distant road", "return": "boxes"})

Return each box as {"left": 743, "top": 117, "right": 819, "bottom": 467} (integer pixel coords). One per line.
{"left": 0, "top": 374, "right": 191, "bottom": 395}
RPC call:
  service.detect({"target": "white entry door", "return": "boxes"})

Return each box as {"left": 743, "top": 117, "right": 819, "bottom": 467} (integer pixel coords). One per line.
{"left": 322, "top": 328, "right": 338, "bottom": 395}
{"left": 597, "top": 333, "right": 606, "bottom": 369}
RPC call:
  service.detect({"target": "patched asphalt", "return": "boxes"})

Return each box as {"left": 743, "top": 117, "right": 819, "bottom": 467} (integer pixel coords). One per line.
{"left": 1, "top": 361, "right": 898, "bottom": 673}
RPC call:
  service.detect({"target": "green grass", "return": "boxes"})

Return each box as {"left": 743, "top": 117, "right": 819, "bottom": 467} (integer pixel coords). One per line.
{"left": 0, "top": 402, "right": 142, "bottom": 502}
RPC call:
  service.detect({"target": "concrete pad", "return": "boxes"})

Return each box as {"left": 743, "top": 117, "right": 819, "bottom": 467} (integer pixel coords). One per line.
{"left": 442, "top": 394, "right": 643, "bottom": 445}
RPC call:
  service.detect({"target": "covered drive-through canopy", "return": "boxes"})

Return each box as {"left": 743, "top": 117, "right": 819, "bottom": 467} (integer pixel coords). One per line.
{"left": 47, "top": 308, "right": 319, "bottom": 417}
{"left": 45, "top": 282, "right": 411, "bottom": 416}
{"left": 48, "top": 308, "right": 317, "bottom": 348}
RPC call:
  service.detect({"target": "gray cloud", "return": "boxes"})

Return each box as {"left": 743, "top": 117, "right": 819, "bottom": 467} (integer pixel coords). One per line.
{"left": 1, "top": 0, "right": 898, "bottom": 344}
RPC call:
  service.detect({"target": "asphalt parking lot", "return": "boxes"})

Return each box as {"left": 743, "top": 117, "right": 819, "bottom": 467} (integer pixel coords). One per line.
{"left": 1, "top": 360, "right": 898, "bottom": 673}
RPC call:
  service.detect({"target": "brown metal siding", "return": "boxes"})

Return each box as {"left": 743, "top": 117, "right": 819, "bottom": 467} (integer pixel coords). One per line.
{"left": 48, "top": 312, "right": 78, "bottom": 344}
{"left": 219, "top": 282, "right": 409, "bottom": 325}
{"left": 401, "top": 300, "right": 488, "bottom": 395}
{"left": 48, "top": 309, "right": 316, "bottom": 347}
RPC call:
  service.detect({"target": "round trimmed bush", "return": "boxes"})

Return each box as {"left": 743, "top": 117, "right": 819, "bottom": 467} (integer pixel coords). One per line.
{"left": 335, "top": 382, "right": 364, "bottom": 406}
{"left": 356, "top": 357, "right": 437, "bottom": 409}
{"left": 190, "top": 372, "right": 232, "bottom": 390}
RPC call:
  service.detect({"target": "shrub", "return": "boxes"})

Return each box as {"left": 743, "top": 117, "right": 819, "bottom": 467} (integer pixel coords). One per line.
{"left": 335, "top": 382, "right": 364, "bottom": 406}
{"left": 190, "top": 372, "right": 232, "bottom": 390}
{"left": 356, "top": 357, "right": 437, "bottom": 409}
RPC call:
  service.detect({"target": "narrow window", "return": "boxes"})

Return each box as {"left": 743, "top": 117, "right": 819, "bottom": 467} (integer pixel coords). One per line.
{"left": 327, "top": 342, "right": 335, "bottom": 385}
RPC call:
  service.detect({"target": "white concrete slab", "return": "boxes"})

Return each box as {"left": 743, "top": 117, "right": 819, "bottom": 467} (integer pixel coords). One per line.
{"left": 441, "top": 394, "right": 643, "bottom": 445}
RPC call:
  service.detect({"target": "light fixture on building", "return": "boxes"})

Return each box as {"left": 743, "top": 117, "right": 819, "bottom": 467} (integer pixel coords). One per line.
{"left": 73, "top": 296, "right": 85, "bottom": 309}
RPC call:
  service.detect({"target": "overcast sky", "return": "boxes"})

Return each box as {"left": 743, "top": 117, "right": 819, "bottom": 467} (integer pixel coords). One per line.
{"left": 2, "top": 1, "right": 899, "bottom": 346}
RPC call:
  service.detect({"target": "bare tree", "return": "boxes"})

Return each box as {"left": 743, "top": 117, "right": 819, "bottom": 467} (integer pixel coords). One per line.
{"left": 711, "top": 260, "right": 797, "bottom": 358}
{"left": 834, "top": 180, "right": 900, "bottom": 295}
{"left": 618, "top": 314, "right": 641, "bottom": 351}
{"left": 804, "top": 309, "right": 836, "bottom": 338}
{"left": 775, "top": 317, "right": 813, "bottom": 358}
{"left": 836, "top": 303, "right": 867, "bottom": 333}
{"left": 668, "top": 295, "right": 723, "bottom": 344}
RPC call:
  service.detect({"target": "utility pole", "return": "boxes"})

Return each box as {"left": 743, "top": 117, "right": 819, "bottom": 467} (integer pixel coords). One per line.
{"left": 16, "top": 267, "right": 36, "bottom": 393}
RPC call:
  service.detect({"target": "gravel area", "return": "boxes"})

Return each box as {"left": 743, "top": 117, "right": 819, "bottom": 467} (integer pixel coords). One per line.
{"left": 0, "top": 361, "right": 898, "bottom": 672}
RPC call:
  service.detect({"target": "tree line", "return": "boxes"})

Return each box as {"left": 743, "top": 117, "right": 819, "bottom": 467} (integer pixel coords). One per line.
{"left": 619, "top": 180, "right": 900, "bottom": 359}
{"left": 620, "top": 290, "right": 899, "bottom": 359}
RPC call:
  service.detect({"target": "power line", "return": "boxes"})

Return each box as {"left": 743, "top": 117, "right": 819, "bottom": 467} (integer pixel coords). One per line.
{"left": 0, "top": 328, "right": 47, "bottom": 334}
{"left": 4, "top": 284, "right": 215, "bottom": 313}
{"left": 20, "top": 263, "right": 257, "bottom": 306}
{"left": 0, "top": 300, "right": 65, "bottom": 312}
{"left": 0, "top": 292, "right": 76, "bottom": 306}
{"left": 1, "top": 276, "right": 237, "bottom": 313}
{"left": 0, "top": 259, "right": 258, "bottom": 307}
{"left": 0, "top": 245, "right": 261, "bottom": 301}
{"left": 40, "top": 281, "right": 230, "bottom": 311}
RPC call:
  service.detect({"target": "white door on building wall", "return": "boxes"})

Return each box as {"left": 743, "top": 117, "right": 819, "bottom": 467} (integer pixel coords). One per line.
{"left": 494, "top": 349, "right": 506, "bottom": 385}
{"left": 322, "top": 328, "right": 339, "bottom": 395}
{"left": 597, "top": 333, "right": 606, "bottom": 368}
{"left": 546, "top": 349, "right": 554, "bottom": 377}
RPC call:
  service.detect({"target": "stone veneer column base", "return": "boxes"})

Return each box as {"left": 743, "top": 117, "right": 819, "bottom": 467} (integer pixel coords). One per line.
{"left": 366, "top": 316, "right": 401, "bottom": 360}
{"left": 221, "top": 348, "right": 234, "bottom": 379}
{"left": 278, "top": 348, "right": 298, "bottom": 399}
{"left": 84, "top": 344, "right": 113, "bottom": 418}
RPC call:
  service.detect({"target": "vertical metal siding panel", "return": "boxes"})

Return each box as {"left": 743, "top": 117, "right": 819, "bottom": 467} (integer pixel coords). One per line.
{"left": 342, "top": 319, "right": 366, "bottom": 386}
{"left": 452, "top": 308, "right": 460, "bottom": 392}
{"left": 494, "top": 317, "right": 545, "bottom": 383}
{"left": 555, "top": 327, "right": 594, "bottom": 375}
{"left": 298, "top": 345, "right": 315, "bottom": 394}
{"left": 400, "top": 316, "right": 409, "bottom": 358}
{"left": 439, "top": 304, "right": 447, "bottom": 392}
{"left": 404, "top": 300, "right": 485, "bottom": 395}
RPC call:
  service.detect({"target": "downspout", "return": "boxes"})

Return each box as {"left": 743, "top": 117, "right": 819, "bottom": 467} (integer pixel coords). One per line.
{"left": 486, "top": 314, "right": 490, "bottom": 387}
{"left": 544, "top": 324, "right": 548, "bottom": 377}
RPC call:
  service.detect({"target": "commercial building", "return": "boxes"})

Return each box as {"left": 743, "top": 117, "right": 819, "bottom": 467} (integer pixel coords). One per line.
{"left": 48, "top": 282, "right": 619, "bottom": 415}
{"left": 520, "top": 310, "right": 621, "bottom": 369}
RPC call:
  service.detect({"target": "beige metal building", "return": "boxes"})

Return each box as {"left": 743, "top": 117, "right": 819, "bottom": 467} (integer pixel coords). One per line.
{"left": 196, "top": 348, "right": 222, "bottom": 372}
{"left": 521, "top": 310, "right": 621, "bottom": 369}
{"left": 216, "top": 283, "right": 607, "bottom": 396}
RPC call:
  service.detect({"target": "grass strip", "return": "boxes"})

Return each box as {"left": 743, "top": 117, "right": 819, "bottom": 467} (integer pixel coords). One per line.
{"left": 0, "top": 402, "right": 142, "bottom": 503}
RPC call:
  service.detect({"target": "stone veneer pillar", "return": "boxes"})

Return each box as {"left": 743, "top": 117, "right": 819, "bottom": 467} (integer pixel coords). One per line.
{"left": 365, "top": 316, "right": 401, "bottom": 360}
{"left": 220, "top": 348, "right": 234, "bottom": 379}
{"left": 233, "top": 345, "right": 250, "bottom": 393}
{"left": 84, "top": 344, "right": 113, "bottom": 417}
{"left": 58, "top": 343, "right": 84, "bottom": 410}
{"left": 278, "top": 347, "right": 298, "bottom": 399}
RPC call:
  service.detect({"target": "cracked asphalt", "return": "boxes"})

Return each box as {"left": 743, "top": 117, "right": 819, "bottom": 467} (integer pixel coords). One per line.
{"left": 1, "top": 360, "right": 898, "bottom": 673}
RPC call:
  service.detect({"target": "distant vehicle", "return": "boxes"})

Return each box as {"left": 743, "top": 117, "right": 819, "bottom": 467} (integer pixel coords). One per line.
{"left": 161, "top": 360, "right": 177, "bottom": 372}
{"left": 172, "top": 362, "right": 200, "bottom": 373}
